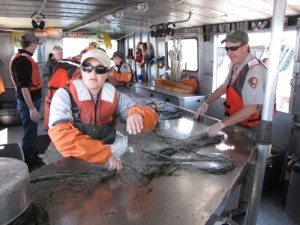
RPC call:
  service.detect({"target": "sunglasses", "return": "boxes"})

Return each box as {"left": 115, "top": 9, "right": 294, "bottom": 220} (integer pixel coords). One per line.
{"left": 225, "top": 44, "right": 246, "bottom": 52}
{"left": 82, "top": 64, "right": 109, "bottom": 74}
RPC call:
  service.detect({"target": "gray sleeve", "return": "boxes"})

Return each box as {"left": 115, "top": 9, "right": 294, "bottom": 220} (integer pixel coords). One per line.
{"left": 120, "top": 62, "right": 133, "bottom": 73}
{"left": 42, "top": 60, "right": 53, "bottom": 81}
{"left": 116, "top": 91, "right": 136, "bottom": 121}
{"left": 48, "top": 88, "right": 74, "bottom": 128}
{"left": 242, "top": 65, "right": 266, "bottom": 105}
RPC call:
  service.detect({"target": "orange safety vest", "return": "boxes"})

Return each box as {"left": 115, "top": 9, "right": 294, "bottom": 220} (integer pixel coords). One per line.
{"left": 67, "top": 79, "right": 118, "bottom": 126}
{"left": 44, "top": 58, "right": 80, "bottom": 129}
{"left": 224, "top": 58, "right": 271, "bottom": 127}
{"left": 114, "top": 61, "right": 134, "bottom": 84}
{"left": 10, "top": 53, "right": 42, "bottom": 91}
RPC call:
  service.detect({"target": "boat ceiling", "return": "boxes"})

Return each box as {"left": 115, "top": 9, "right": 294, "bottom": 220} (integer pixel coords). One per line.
{"left": 0, "top": 0, "right": 300, "bottom": 36}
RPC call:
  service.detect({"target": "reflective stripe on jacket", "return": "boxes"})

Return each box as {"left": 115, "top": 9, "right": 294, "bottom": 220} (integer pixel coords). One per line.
{"left": 68, "top": 79, "right": 118, "bottom": 125}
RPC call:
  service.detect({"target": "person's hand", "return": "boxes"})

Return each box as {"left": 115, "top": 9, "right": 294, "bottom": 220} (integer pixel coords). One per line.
{"left": 29, "top": 108, "right": 41, "bottom": 122}
{"left": 194, "top": 102, "right": 209, "bottom": 120}
{"left": 107, "top": 153, "right": 123, "bottom": 171}
{"left": 207, "top": 121, "right": 225, "bottom": 137}
{"left": 127, "top": 113, "right": 143, "bottom": 135}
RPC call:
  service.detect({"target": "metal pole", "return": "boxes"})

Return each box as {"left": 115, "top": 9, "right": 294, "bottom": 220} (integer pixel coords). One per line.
{"left": 246, "top": 0, "right": 287, "bottom": 224}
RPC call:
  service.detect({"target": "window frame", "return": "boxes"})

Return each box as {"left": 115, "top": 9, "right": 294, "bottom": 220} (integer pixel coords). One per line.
{"left": 167, "top": 37, "right": 198, "bottom": 72}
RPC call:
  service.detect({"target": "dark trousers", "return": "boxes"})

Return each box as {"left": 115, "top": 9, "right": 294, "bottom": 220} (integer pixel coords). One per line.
{"left": 17, "top": 98, "right": 41, "bottom": 161}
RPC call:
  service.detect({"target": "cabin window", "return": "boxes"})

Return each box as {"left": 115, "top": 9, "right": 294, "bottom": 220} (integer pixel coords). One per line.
{"left": 167, "top": 38, "right": 198, "bottom": 72}
{"left": 35, "top": 43, "right": 45, "bottom": 63}
{"left": 14, "top": 43, "right": 45, "bottom": 63}
{"left": 62, "top": 38, "right": 117, "bottom": 59}
{"left": 215, "top": 30, "right": 296, "bottom": 113}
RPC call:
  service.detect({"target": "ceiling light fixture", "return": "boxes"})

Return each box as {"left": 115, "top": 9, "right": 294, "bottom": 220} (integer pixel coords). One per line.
{"left": 133, "top": 3, "right": 148, "bottom": 12}
{"left": 97, "top": 17, "right": 109, "bottom": 24}
{"left": 112, "top": 10, "right": 124, "bottom": 19}
{"left": 117, "top": 24, "right": 125, "bottom": 29}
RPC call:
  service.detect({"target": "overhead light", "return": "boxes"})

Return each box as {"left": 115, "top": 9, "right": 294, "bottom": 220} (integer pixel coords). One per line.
{"left": 43, "top": 28, "right": 63, "bottom": 37}
{"left": 133, "top": 3, "right": 148, "bottom": 12}
{"left": 112, "top": 10, "right": 124, "bottom": 19}
{"left": 97, "top": 17, "right": 109, "bottom": 24}
{"left": 117, "top": 24, "right": 125, "bottom": 29}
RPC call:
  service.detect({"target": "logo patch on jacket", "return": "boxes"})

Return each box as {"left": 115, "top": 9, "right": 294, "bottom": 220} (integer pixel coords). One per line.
{"left": 248, "top": 77, "right": 258, "bottom": 89}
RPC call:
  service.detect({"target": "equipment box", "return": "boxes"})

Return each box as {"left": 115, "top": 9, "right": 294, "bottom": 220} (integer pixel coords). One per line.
{"left": 109, "top": 131, "right": 128, "bottom": 157}
{"left": 135, "top": 83, "right": 206, "bottom": 112}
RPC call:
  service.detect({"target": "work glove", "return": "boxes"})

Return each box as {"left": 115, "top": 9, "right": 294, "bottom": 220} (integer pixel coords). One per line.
{"left": 207, "top": 121, "right": 225, "bottom": 137}
{"left": 194, "top": 102, "right": 209, "bottom": 120}
{"left": 29, "top": 108, "right": 41, "bottom": 122}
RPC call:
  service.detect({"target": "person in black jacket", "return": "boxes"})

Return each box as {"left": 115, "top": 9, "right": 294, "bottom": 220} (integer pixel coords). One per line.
{"left": 42, "top": 45, "right": 63, "bottom": 83}
{"left": 10, "top": 33, "right": 45, "bottom": 172}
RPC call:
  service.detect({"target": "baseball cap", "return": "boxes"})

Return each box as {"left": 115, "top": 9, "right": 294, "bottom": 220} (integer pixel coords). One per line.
{"left": 221, "top": 29, "right": 249, "bottom": 44}
{"left": 111, "top": 51, "right": 124, "bottom": 60}
{"left": 20, "top": 33, "right": 40, "bottom": 43}
{"left": 81, "top": 49, "right": 111, "bottom": 68}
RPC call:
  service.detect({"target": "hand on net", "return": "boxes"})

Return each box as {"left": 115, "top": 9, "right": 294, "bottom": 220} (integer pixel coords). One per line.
{"left": 207, "top": 121, "right": 225, "bottom": 137}
{"left": 107, "top": 153, "right": 123, "bottom": 171}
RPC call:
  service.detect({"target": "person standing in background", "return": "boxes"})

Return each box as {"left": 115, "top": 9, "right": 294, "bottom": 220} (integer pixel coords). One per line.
{"left": 42, "top": 45, "right": 63, "bottom": 83}
{"left": 109, "top": 51, "right": 134, "bottom": 89}
{"left": 10, "top": 33, "right": 45, "bottom": 172}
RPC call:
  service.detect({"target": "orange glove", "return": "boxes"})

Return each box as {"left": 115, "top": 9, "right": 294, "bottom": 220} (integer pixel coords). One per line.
{"left": 48, "top": 122, "right": 111, "bottom": 165}
{"left": 128, "top": 106, "right": 158, "bottom": 132}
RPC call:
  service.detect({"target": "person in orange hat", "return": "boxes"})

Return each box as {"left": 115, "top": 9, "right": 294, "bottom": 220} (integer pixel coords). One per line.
{"left": 48, "top": 49, "right": 158, "bottom": 171}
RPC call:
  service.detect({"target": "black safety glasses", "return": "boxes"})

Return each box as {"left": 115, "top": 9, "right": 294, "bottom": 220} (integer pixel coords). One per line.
{"left": 225, "top": 44, "right": 246, "bottom": 52}
{"left": 82, "top": 64, "right": 109, "bottom": 74}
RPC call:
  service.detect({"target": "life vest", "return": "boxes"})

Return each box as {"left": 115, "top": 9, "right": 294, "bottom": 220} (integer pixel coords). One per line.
{"left": 63, "top": 79, "right": 118, "bottom": 144}
{"left": 117, "top": 61, "right": 134, "bottom": 84}
{"left": 67, "top": 79, "right": 118, "bottom": 126}
{"left": 135, "top": 42, "right": 147, "bottom": 67}
{"left": 10, "top": 53, "right": 42, "bottom": 91}
{"left": 223, "top": 58, "right": 273, "bottom": 127}
{"left": 47, "top": 59, "right": 80, "bottom": 101}
{"left": 44, "top": 58, "right": 80, "bottom": 129}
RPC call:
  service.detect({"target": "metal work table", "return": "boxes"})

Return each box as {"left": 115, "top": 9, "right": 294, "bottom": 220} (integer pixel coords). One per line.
{"left": 134, "top": 83, "right": 206, "bottom": 112}
{"left": 29, "top": 107, "right": 256, "bottom": 225}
